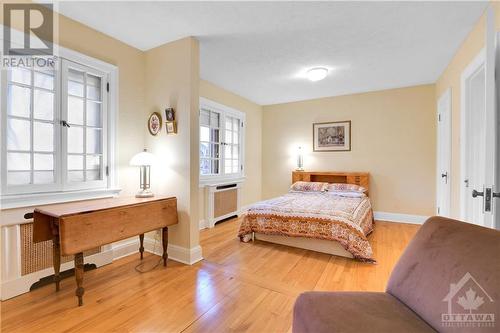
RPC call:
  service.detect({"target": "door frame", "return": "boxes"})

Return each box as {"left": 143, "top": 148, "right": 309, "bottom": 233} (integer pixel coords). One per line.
{"left": 460, "top": 48, "right": 485, "bottom": 220}
{"left": 436, "top": 88, "right": 452, "bottom": 217}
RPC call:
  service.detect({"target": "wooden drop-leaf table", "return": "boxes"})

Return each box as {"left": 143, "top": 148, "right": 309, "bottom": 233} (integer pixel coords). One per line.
{"left": 32, "top": 196, "right": 178, "bottom": 306}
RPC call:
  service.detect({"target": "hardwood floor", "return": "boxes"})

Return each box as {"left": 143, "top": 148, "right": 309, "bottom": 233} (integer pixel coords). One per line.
{"left": 1, "top": 218, "right": 419, "bottom": 333}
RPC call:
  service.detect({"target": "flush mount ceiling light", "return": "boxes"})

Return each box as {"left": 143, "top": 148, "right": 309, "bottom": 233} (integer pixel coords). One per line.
{"left": 306, "top": 67, "right": 328, "bottom": 82}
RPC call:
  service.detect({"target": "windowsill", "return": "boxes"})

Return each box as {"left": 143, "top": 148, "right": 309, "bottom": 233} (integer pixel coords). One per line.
{"left": 0, "top": 188, "right": 122, "bottom": 210}
{"left": 199, "top": 176, "right": 246, "bottom": 188}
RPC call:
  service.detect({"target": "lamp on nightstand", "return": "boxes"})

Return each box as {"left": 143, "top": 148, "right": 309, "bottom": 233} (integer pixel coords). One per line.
{"left": 130, "top": 149, "right": 156, "bottom": 198}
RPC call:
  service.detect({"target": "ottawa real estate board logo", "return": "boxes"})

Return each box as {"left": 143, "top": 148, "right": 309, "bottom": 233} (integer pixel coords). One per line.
{"left": 2, "top": 2, "right": 56, "bottom": 69}
{"left": 442, "top": 272, "right": 495, "bottom": 328}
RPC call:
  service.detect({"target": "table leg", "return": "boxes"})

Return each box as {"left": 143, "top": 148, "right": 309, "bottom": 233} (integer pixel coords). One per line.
{"left": 52, "top": 236, "right": 61, "bottom": 292}
{"left": 139, "top": 234, "right": 145, "bottom": 260}
{"left": 162, "top": 227, "right": 168, "bottom": 267}
{"left": 74, "top": 252, "right": 84, "bottom": 306}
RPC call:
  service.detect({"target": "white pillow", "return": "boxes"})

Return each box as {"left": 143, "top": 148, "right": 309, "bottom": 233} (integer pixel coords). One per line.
{"left": 327, "top": 191, "right": 366, "bottom": 198}
{"left": 326, "top": 183, "right": 366, "bottom": 193}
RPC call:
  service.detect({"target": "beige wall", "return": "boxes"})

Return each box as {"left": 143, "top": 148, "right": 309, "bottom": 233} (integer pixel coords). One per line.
{"left": 145, "top": 37, "right": 200, "bottom": 249}
{"left": 435, "top": 4, "right": 499, "bottom": 218}
{"left": 262, "top": 85, "right": 437, "bottom": 216}
{"left": 198, "top": 80, "right": 263, "bottom": 221}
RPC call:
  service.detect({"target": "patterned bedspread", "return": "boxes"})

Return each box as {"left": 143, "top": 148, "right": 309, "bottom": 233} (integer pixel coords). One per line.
{"left": 238, "top": 192, "right": 375, "bottom": 262}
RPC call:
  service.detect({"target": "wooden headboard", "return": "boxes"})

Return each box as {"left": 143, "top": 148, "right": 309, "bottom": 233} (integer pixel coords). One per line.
{"left": 292, "top": 171, "right": 370, "bottom": 195}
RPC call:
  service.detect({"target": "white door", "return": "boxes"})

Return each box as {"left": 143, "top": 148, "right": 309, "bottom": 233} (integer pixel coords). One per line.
{"left": 461, "top": 52, "right": 486, "bottom": 225}
{"left": 461, "top": 7, "right": 499, "bottom": 228}
{"left": 436, "top": 89, "right": 452, "bottom": 217}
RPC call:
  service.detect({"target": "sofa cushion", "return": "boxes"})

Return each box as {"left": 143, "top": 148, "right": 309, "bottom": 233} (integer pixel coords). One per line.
{"left": 386, "top": 217, "right": 500, "bottom": 332}
{"left": 293, "top": 291, "right": 435, "bottom": 333}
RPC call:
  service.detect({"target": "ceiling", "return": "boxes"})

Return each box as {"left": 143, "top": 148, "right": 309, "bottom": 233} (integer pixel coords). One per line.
{"left": 55, "top": 1, "right": 488, "bottom": 105}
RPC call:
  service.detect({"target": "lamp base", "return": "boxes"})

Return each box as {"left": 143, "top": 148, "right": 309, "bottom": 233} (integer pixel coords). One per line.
{"left": 135, "top": 189, "right": 154, "bottom": 198}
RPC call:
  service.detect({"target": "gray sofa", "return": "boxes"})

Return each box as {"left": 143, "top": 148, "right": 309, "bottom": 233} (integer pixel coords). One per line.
{"left": 293, "top": 216, "right": 500, "bottom": 332}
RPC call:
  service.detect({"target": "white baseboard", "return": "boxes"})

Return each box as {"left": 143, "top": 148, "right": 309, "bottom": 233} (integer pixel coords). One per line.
{"left": 374, "top": 211, "right": 429, "bottom": 225}
{"left": 199, "top": 219, "right": 207, "bottom": 230}
{"left": 0, "top": 249, "right": 113, "bottom": 300}
{"left": 112, "top": 238, "right": 142, "bottom": 260}
{"left": 143, "top": 238, "right": 203, "bottom": 265}
{"left": 167, "top": 244, "right": 203, "bottom": 265}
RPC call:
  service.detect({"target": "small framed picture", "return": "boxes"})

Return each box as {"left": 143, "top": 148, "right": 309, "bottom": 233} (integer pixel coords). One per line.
{"left": 313, "top": 121, "right": 351, "bottom": 152}
{"left": 166, "top": 121, "right": 177, "bottom": 135}
{"left": 148, "top": 112, "right": 162, "bottom": 136}
{"left": 165, "top": 108, "right": 175, "bottom": 122}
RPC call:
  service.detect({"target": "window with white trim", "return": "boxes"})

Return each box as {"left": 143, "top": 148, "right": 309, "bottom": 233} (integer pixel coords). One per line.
{"left": 1, "top": 53, "right": 117, "bottom": 204}
{"left": 200, "top": 98, "right": 245, "bottom": 183}
{"left": 62, "top": 60, "right": 108, "bottom": 190}
{"left": 5, "top": 66, "right": 59, "bottom": 191}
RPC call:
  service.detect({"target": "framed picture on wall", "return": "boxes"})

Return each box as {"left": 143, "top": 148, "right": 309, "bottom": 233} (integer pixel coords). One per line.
{"left": 165, "top": 108, "right": 175, "bottom": 121}
{"left": 166, "top": 121, "right": 177, "bottom": 134}
{"left": 313, "top": 121, "right": 351, "bottom": 152}
{"left": 148, "top": 112, "right": 162, "bottom": 136}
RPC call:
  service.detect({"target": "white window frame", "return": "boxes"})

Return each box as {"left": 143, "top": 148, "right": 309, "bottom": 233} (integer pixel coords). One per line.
{"left": 199, "top": 97, "right": 245, "bottom": 186}
{"left": 61, "top": 59, "right": 109, "bottom": 191}
{"left": 1, "top": 65, "right": 62, "bottom": 195}
{"left": 1, "top": 42, "right": 120, "bottom": 209}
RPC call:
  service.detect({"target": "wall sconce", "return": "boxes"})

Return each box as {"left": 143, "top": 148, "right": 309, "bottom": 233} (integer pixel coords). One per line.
{"left": 296, "top": 146, "right": 304, "bottom": 171}
{"left": 130, "top": 149, "right": 156, "bottom": 198}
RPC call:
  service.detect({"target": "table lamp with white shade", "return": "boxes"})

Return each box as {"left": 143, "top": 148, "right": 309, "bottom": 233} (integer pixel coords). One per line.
{"left": 129, "top": 149, "right": 156, "bottom": 198}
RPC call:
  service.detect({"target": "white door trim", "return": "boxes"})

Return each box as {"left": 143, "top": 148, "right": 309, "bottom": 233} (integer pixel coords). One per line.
{"left": 482, "top": 7, "right": 497, "bottom": 229}
{"left": 436, "top": 88, "right": 452, "bottom": 217}
{"left": 495, "top": 31, "right": 500, "bottom": 230}
{"left": 460, "top": 48, "right": 485, "bottom": 220}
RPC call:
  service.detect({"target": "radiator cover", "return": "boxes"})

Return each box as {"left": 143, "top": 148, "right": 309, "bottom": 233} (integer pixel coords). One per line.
{"left": 205, "top": 182, "right": 242, "bottom": 228}
{"left": 20, "top": 223, "right": 100, "bottom": 275}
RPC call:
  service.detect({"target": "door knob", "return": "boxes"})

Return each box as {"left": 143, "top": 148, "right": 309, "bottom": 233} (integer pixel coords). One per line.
{"left": 472, "top": 190, "right": 484, "bottom": 198}
{"left": 494, "top": 192, "right": 500, "bottom": 198}
{"left": 441, "top": 172, "right": 448, "bottom": 184}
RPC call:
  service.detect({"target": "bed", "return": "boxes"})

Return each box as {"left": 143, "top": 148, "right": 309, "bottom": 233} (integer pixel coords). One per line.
{"left": 238, "top": 171, "right": 375, "bottom": 262}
